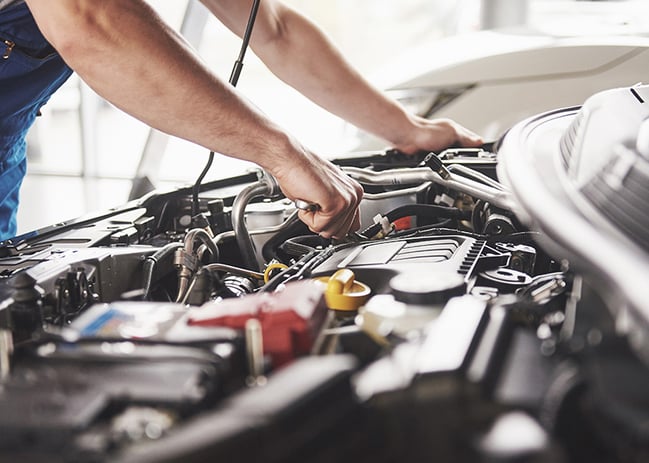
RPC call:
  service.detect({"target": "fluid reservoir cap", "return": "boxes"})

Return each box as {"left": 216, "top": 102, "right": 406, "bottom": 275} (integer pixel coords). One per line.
{"left": 390, "top": 272, "right": 466, "bottom": 306}
{"left": 315, "top": 269, "right": 371, "bottom": 312}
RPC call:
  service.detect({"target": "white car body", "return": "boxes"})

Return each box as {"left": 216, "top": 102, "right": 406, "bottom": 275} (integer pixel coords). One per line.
{"left": 391, "top": 34, "right": 648, "bottom": 140}
{"left": 352, "top": 0, "right": 649, "bottom": 148}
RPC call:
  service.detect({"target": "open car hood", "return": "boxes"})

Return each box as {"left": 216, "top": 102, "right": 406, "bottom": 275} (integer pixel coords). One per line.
{"left": 0, "top": 85, "right": 648, "bottom": 462}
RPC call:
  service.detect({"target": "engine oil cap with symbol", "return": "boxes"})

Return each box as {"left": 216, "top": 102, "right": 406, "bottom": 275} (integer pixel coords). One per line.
{"left": 390, "top": 272, "right": 466, "bottom": 306}
{"left": 315, "top": 268, "right": 371, "bottom": 312}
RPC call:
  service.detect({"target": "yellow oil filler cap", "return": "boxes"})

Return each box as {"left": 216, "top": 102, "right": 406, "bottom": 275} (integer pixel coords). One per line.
{"left": 316, "top": 269, "right": 371, "bottom": 312}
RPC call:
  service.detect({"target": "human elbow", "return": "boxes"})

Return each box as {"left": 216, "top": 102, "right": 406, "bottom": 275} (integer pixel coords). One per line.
{"left": 31, "top": 1, "right": 118, "bottom": 63}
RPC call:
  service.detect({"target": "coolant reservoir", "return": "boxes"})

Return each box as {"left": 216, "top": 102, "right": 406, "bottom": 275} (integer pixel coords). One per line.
{"left": 389, "top": 271, "right": 466, "bottom": 306}
{"left": 356, "top": 271, "right": 466, "bottom": 344}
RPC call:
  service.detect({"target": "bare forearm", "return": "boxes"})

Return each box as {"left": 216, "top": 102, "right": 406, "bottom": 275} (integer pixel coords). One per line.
{"left": 252, "top": 6, "right": 485, "bottom": 152}
{"left": 203, "top": 0, "right": 481, "bottom": 152}
{"left": 25, "top": 0, "right": 297, "bottom": 172}
{"left": 254, "top": 10, "right": 415, "bottom": 146}
{"left": 203, "top": 0, "right": 413, "bottom": 147}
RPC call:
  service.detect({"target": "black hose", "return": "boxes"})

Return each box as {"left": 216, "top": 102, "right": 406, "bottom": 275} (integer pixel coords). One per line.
{"left": 261, "top": 219, "right": 311, "bottom": 261}
{"left": 186, "top": 228, "right": 219, "bottom": 262}
{"left": 192, "top": 151, "right": 215, "bottom": 217}
{"left": 279, "top": 236, "right": 330, "bottom": 258}
{"left": 142, "top": 242, "right": 184, "bottom": 299}
{"left": 361, "top": 204, "right": 468, "bottom": 237}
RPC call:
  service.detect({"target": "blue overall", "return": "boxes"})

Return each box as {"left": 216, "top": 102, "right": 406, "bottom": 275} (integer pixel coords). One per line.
{"left": 0, "top": 2, "right": 73, "bottom": 240}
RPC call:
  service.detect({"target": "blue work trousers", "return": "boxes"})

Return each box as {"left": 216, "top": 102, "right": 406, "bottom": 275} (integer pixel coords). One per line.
{"left": 0, "top": 2, "right": 73, "bottom": 240}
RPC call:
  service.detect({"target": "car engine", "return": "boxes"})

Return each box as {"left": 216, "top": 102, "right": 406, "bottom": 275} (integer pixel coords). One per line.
{"left": 0, "top": 84, "right": 648, "bottom": 463}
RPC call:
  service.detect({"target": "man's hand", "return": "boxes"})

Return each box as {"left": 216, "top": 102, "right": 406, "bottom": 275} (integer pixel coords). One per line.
{"left": 269, "top": 150, "right": 363, "bottom": 239}
{"left": 392, "top": 116, "right": 484, "bottom": 155}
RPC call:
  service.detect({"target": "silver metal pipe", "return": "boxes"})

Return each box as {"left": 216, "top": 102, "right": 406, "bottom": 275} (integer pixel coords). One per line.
{"left": 342, "top": 166, "right": 432, "bottom": 186}
{"left": 231, "top": 173, "right": 280, "bottom": 272}
{"left": 362, "top": 182, "right": 431, "bottom": 201}
{"left": 175, "top": 228, "right": 220, "bottom": 303}
{"left": 447, "top": 164, "right": 505, "bottom": 191}
{"left": 202, "top": 263, "right": 265, "bottom": 281}
{"left": 342, "top": 166, "right": 515, "bottom": 211}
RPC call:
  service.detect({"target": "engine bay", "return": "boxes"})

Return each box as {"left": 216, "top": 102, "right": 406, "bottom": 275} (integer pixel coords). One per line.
{"left": 1, "top": 85, "right": 648, "bottom": 463}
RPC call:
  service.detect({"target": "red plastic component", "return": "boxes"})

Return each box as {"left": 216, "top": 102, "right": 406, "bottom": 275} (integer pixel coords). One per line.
{"left": 188, "top": 280, "right": 328, "bottom": 367}
{"left": 393, "top": 216, "right": 412, "bottom": 231}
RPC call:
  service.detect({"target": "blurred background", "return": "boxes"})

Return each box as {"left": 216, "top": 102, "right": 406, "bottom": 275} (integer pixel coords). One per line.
{"left": 17, "top": 0, "right": 649, "bottom": 233}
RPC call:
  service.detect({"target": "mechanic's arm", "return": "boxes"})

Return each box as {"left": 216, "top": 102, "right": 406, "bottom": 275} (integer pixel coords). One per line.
{"left": 202, "top": 0, "right": 483, "bottom": 154}
{"left": 25, "top": 0, "right": 362, "bottom": 238}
